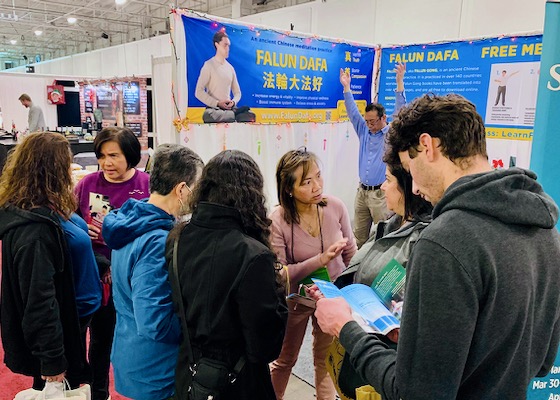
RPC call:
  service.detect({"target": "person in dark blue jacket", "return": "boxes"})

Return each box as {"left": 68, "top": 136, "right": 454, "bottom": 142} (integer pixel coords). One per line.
{"left": 103, "top": 144, "right": 203, "bottom": 400}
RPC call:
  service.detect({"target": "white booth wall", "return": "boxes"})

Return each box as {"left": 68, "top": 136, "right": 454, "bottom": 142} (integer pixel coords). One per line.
{"left": 2, "top": 0, "right": 548, "bottom": 217}
{"left": 0, "top": 73, "right": 79, "bottom": 133}
{"left": 167, "top": 0, "right": 547, "bottom": 215}
{"left": 240, "top": 0, "right": 545, "bottom": 44}
{"left": 7, "top": 35, "right": 171, "bottom": 78}
{"left": 4, "top": 0, "right": 547, "bottom": 144}
{"left": 1, "top": 35, "right": 170, "bottom": 148}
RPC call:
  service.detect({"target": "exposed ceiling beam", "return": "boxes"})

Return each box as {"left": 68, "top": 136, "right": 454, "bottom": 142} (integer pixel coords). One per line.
{"left": 0, "top": 0, "right": 316, "bottom": 68}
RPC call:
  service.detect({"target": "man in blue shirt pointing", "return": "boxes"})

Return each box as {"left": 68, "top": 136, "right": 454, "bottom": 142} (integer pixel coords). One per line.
{"left": 340, "top": 63, "right": 406, "bottom": 248}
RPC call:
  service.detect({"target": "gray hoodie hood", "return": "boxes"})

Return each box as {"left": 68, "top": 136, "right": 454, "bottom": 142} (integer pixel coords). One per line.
{"left": 434, "top": 168, "right": 558, "bottom": 229}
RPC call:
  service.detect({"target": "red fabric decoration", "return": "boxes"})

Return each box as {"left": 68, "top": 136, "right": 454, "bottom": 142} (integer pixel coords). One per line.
{"left": 492, "top": 159, "right": 504, "bottom": 169}
{"left": 47, "top": 85, "right": 65, "bottom": 104}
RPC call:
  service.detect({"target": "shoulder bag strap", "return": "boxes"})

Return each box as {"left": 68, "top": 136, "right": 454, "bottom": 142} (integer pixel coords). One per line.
{"left": 169, "top": 236, "right": 195, "bottom": 365}
{"left": 170, "top": 235, "right": 246, "bottom": 379}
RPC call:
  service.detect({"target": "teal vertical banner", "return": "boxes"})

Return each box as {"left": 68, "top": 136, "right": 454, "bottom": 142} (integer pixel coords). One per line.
{"left": 530, "top": 1, "right": 560, "bottom": 215}
{"left": 527, "top": 1, "right": 560, "bottom": 399}
{"left": 528, "top": 352, "right": 560, "bottom": 398}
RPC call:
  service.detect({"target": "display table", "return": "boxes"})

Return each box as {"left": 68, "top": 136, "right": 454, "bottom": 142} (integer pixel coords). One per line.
{"left": 0, "top": 137, "right": 95, "bottom": 176}
{"left": 0, "top": 137, "right": 95, "bottom": 155}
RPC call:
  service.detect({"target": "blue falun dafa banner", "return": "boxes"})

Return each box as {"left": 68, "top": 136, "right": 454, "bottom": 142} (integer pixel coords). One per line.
{"left": 378, "top": 35, "right": 542, "bottom": 142}
{"left": 182, "top": 15, "right": 376, "bottom": 123}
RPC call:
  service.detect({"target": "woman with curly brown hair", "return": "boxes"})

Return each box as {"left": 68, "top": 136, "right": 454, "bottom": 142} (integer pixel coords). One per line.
{"left": 169, "top": 150, "right": 288, "bottom": 400}
{"left": 0, "top": 133, "right": 100, "bottom": 391}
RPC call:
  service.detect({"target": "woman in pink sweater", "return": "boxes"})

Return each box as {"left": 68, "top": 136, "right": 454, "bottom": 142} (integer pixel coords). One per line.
{"left": 269, "top": 148, "right": 357, "bottom": 400}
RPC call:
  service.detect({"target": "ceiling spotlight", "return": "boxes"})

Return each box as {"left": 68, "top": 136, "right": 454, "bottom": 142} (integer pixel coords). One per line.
{"left": 67, "top": 16, "right": 77, "bottom": 24}
{"left": 115, "top": 0, "right": 127, "bottom": 4}
{"left": 10, "top": 39, "right": 17, "bottom": 45}
{"left": 0, "top": 12, "right": 18, "bottom": 21}
{"left": 34, "top": 30, "right": 43, "bottom": 36}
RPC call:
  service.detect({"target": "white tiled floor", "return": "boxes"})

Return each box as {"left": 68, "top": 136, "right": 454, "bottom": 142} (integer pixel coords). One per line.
{"left": 285, "top": 374, "right": 317, "bottom": 400}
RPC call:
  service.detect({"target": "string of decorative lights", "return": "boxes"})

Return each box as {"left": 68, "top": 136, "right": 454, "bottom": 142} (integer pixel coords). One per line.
{"left": 168, "top": 7, "right": 541, "bottom": 132}
{"left": 386, "top": 30, "right": 541, "bottom": 50}
{"left": 167, "top": 7, "right": 381, "bottom": 131}
{"left": 173, "top": 8, "right": 379, "bottom": 49}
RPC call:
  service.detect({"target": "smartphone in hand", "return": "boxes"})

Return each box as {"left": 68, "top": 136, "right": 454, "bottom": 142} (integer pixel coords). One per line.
{"left": 287, "top": 293, "right": 316, "bottom": 309}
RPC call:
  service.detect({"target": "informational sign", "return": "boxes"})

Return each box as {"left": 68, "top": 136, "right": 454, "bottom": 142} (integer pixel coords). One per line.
{"left": 528, "top": 2, "right": 560, "bottom": 395}
{"left": 182, "top": 14, "right": 375, "bottom": 123}
{"left": 378, "top": 35, "right": 542, "bottom": 168}
{"left": 528, "top": 352, "right": 560, "bottom": 399}
{"left": 126, "top": 122, "right": 142, "bottom": 137}
{"left": 123, "top": 82, "right": 141, "bottom": 115}
{"left": 96, "top": 88, "right": 117, "bottom": 120}
{"left": 84, "top": 86, "right": 95, "bottom": 113}
{"left": 530, "top": 0, "right": 560, "bottom": 227}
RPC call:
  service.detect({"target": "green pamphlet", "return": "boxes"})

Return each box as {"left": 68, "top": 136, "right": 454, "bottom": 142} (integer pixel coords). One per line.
{"left": 298, "top": 266, "right": 330, "bottom": 295}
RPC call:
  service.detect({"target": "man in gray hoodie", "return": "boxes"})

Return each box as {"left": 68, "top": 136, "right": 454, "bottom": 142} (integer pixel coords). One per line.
{"left": 315, "top": 93, "right": 560, "bottom": 399}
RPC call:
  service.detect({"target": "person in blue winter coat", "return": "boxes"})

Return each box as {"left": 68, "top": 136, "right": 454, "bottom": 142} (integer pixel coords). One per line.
{"left": 103, "top": 144, "right": 203, "bottom": 400}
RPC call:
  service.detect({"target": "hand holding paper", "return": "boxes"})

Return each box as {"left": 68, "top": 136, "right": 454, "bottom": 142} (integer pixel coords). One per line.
{"left": 305, "top": 284, "right": 324, "bottom": 301}
{"left": 87, "top": 223, "right": 100, "bottom": 240}
{"left": 312, "top": 278, "right": 400, "bottom": 336}
{"left": 315, "top": 297, "right": 354, "bottom": 337}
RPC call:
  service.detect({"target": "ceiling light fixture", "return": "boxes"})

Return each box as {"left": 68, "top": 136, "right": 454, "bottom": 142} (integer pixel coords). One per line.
{"left": 34, "top": 30, "right": 43, "bottom": 36}
{"left": 67, "top": 16, "right": 77, "bottom": 24}
{"left": 0, "top": 12, "right": 18, "bottom": 21}
{"left": 115, "top": 0, "right": 127, "bottom": 5}
{"left": 10, "top": 39, "right": 17, "bottom": 45}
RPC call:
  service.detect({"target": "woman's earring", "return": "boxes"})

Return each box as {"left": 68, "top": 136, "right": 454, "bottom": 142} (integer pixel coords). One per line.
{"left": 289, "top": 193, "right": 293, "bottom": 197}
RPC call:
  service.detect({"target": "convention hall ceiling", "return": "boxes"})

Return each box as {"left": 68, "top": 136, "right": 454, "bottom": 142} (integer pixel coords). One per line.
{"left": 0, "top": 0, "right": 311, "bottom": 66}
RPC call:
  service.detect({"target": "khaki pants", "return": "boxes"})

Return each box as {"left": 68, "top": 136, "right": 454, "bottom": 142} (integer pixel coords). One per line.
{"left": 270, "top": 299, "right": 336, "bottom": 400}
{"left": 353, "top": 187, "right": 389, "bottom": 249}
{"left": 495, "top": 86, "right": 506, "bottom": 106}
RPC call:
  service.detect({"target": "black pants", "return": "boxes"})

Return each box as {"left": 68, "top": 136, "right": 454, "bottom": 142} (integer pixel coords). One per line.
{"left": 495, "top": 86, "right": 506, "bottom": 106}
{"left": 89, "top": 298, "right": 116, "bottom": 400}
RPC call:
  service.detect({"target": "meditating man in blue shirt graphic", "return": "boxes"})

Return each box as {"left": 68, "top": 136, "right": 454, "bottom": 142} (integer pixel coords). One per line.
{"left": 340, "top": 63, "right": 406, "bottom": 248}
